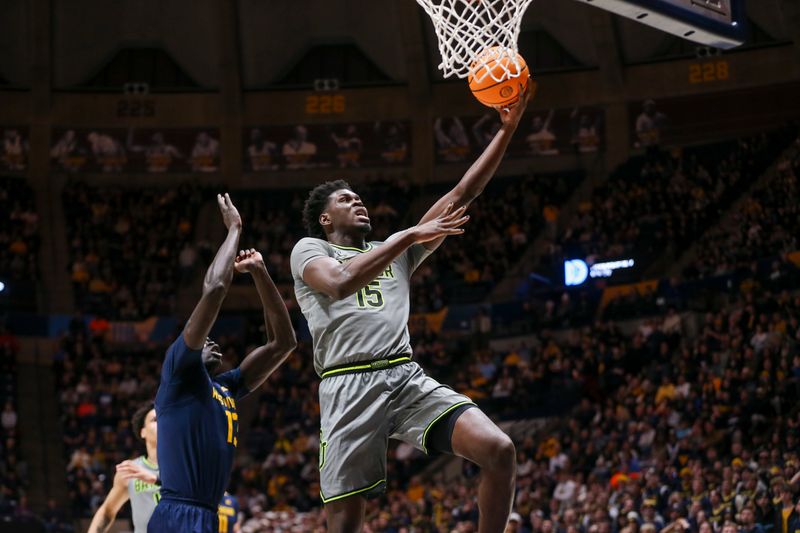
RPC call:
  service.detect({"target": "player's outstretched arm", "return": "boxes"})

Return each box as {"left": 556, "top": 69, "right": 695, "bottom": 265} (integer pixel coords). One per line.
{"left": 183, "top": 193, "right": 242, "bottom": 350}
{"left": 302, "top": 203, "right": 469, "bottom": 300}
{"left": 234, "top": 249, "right": 297, "bottom": 391}
{"left": 87, "top": 470, "right": 130, "bottom": 533}
{"left": 417, "top": 80, "right": 533, "bottom": 252}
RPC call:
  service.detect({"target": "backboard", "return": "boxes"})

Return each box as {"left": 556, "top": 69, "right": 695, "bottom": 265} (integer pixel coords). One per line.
{"left": 574, "top": 0, "right": 746, "bottom": 49}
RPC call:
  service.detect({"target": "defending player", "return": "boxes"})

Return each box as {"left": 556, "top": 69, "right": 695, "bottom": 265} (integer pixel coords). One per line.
{"left": 290, "top": 84, "right": 531, "bottom": 533}
{"left": 147, "top": 194, "right": 297, "bottom": 532}
{"left": 217, "top": 492, "right": 240, "bottom": 533}
{"left": 88, "top": 403, "right": 159, "bottom": 533}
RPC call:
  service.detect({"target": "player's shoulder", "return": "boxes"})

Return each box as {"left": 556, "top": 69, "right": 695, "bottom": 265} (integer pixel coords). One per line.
{"left": 167, "top": 332, "right": 198, "bottom": 354}
{"left": 292, "top": 237, "right": 332, "bottom": 252}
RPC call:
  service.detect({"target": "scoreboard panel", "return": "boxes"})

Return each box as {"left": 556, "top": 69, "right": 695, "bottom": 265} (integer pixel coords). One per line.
{"left": 574, "top": 0, "right": 745, "bottom": 49}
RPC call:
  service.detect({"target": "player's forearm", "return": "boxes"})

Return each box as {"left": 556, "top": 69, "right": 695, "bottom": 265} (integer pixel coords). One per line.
{"left": 203, "top": 226, "right": 241, "bottom": 297}
{"left": 88, "top": 508, "right": 114, "bottom": 533}
{"left": 251, "top": 264, "right": 296, "bottom": 352}
{"left": 455, "top": 121, "right": 519, "bottom": 203}
{"left": 332, "top": 230, "right": 417, "bottom": 299}
{"left": 239, "top": 265, "right": 297, "bottom": 390}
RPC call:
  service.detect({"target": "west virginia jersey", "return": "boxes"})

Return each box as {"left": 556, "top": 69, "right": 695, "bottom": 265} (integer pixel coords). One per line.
{"left": 217, "top": 494, "right": 239, "bottom": 533}
{"left": 149, "top": 335, "right": 248, "bottom": 532}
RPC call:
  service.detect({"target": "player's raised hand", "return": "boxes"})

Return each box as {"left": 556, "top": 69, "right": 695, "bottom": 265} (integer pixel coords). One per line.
{"left": 410, "top": 202, "right": 469, "bottom": 243}
{"left": 234, "top": 248, "right": 265, "bottom": 274}
{"left": 217, "top": 193, "right": 242, "bottom": 230}
{"left": 115, "top": 460, "right": 158, "bottom": 485}
{"left": 499, "top": 77, "right": 535, "bottom": 127}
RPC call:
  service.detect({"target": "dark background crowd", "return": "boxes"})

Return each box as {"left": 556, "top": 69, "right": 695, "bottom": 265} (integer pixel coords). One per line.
{"left": 3, "top": 125, "right": 800, "bottom": 532}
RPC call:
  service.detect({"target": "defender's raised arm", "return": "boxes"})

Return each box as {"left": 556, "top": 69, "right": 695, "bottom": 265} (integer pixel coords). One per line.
{"left": 235, "top": 249, "right": 297, "bottom": 391}
{"left": 183, "top": 193, "right": 242, "bottom": 350}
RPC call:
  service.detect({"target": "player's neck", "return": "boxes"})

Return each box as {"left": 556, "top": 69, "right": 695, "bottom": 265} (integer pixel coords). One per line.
{"left": 327, "top": 230, "right": 367, "bottom": 250}
{"left": 146, "top": 443, "right": 158, "bottom": 467}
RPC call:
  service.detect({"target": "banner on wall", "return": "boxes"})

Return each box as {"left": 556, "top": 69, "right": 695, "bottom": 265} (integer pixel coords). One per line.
{"left": 243, "top": 121, "right": 411, "bottom": 172}
{"left": 1, "top": 127, "right": 28, "bottom": 173}
{"left": 629, "top": 81, "right": 800, "bottom": 148}
{"left": 434, "top": 107, "right": 605, "bottom": 164}
{"left": 50, "top": 128, "right": 221, "bottom": 174}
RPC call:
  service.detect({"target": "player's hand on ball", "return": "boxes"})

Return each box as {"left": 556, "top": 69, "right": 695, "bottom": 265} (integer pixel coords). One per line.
{"left": 116, "top": 460, "right": 158, "bottom": 485}
{"left": 217, "top": 193, "right": 242, "bottom": 230}
{"left": 411, "top": 203, "right": 469, "bottom": 243}
{"left": 235, "top": 248, "right": 264, "bottom": 273}
{"left": 499, "top": 77, "right": 534, "bottom": 126}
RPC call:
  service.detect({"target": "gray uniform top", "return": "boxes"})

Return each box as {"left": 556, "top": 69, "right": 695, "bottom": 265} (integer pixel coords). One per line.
{"left": 127, "top": 456, "right": 160, "bottom": 533}
{"left": 290, "top": 236, "right": 431, "bottom": 375}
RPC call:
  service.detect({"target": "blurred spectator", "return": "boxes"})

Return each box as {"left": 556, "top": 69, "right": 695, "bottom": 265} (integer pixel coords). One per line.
{"left": 547, "top": 128, "right": 796, "bottom": 274}
{"left": 62, "top": 180, "right": 212, "bottom": 318}
{"left": 0, "top": 176, "right": 39, "bottom": 282}
{"left": 1, "top": 401, "right": 16, "bottom": 431}
{"left": 685, "top": 140, "right": 800, "bottom": 280}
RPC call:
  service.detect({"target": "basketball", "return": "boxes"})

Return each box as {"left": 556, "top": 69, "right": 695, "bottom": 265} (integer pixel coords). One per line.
{"left": 468, "top": 47, "right": 531, "bottom": 109}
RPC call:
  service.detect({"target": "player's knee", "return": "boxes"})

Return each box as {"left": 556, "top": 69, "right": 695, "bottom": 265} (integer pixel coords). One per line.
{"left": 487, "top": 433, "right": 515, "bottom": 472}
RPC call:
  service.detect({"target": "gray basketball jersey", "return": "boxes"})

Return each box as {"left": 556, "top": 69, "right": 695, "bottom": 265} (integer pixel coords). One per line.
{"left": 127, "top": 456, "right": 160, "bottom": 533}
{"left": 290, "top": 236, "right": 431, "bottom": 375}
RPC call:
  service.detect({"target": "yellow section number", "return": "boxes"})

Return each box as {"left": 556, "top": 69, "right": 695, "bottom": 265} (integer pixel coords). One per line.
{"left": 306, "top": 94, "right": 346, "bottom": 114}
{"left": 689, "top": 61, "right": 729, "bottom": 84}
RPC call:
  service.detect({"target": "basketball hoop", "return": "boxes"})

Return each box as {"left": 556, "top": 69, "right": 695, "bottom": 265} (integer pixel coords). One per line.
{"left": 415, "top": 0, "right": 534, "bottom": 82}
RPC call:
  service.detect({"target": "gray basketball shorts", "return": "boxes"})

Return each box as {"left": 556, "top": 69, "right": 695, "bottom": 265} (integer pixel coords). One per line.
{"left": 317, "top": 361, "right": 474, "bottom": 504}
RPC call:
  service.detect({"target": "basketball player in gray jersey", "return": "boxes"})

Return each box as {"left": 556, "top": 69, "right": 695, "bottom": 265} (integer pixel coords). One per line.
{"left": 88, "top": 403, "right": 160, "bottom": 533}
{"left": 291, "top": 83, "right": 531, "bottom": 533}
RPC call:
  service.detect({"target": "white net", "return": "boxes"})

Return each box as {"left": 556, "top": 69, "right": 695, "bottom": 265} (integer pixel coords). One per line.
{"left": 415, "top": 0, "right": 534, "bottom": 82}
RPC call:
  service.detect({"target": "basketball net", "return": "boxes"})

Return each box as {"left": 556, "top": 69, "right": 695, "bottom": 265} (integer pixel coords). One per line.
{"left": 415, "top": 0, "right": 534, "bottom": 82}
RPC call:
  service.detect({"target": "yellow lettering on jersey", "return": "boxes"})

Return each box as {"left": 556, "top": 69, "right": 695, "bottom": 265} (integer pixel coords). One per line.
{"left": 218, "top": 506, "right": 236, "bottom": 517}
{"left": 212, "top": 388, "right": 237, "bottom": 409}
{"left": 212, "top": 386, "right": 239, "bottom": 446}
{"left": 224, "top": 410, "right": 238, "bottom": 446}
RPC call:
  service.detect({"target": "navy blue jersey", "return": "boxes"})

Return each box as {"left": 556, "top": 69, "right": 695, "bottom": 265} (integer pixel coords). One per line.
{"left": 217, "top": 494, "right": 239, "bottom": 533}
{"left": 155, "top": 334, "right": 248, "bottom": 510}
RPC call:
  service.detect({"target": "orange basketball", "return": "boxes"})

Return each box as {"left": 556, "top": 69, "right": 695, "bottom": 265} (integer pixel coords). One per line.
{"left": 468, "top": 47, "right": 531, "bottom": 109}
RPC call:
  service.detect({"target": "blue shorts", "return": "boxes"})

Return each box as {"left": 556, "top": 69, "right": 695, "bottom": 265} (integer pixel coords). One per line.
{"left": 148, "top": 500, "right": 218, "bottom": 533}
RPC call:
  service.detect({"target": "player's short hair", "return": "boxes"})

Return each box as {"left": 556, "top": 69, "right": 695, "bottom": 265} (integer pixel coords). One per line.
{"left": 302, "top": 179, "right": 353, "bottom": 239}
{"left": 132, "top": 401, "right": 155, "bottom": 441}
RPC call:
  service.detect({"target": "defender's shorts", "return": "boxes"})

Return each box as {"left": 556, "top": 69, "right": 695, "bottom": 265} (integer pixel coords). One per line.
{"left": 148, "top": 500, "right": 217, "bottom": 533}
{"left": 318, "top": 361, "right": 474, "bottom": 503}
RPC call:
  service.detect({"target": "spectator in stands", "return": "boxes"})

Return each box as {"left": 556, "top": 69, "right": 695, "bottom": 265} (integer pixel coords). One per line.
{"left": 282, "top": 125, "right": 317, "bottom": 169}
{"left": 62, "top": 181, "right": 211, "bottom": 319}
{"left": 635, "top": 100, "right": 668, "bottom": 148}
{"left": 435, "top": 117, "right": 470, "bottom": 162}
{"left": 1, "top": 401, "right": 16, "bottom": 431}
